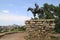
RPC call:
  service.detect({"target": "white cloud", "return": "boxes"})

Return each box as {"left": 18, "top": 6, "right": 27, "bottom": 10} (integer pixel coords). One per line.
{"left": 0, "top": 14, "right": 30, "bottom": 21}
{"left": 0, "top": 10, "right": 31, "bottom": 25}
{"left": 2, "top": 10, "right": 9, "bottom": 14}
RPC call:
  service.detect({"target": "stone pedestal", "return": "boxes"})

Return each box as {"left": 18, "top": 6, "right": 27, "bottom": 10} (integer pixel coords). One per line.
{"left": 25, "top": 19, "right": 55, "bottom": 40}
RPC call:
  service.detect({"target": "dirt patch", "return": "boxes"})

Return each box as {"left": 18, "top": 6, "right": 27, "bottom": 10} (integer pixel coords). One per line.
{"left": 0, "top": 32, "right": 26, "bottom": 40}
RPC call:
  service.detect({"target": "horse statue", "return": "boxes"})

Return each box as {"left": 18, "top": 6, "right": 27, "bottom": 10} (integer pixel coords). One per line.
{"left": 27, "top": 3, "right": 44, "bottom": 19}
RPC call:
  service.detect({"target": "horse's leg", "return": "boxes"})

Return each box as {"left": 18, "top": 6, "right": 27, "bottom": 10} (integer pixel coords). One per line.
{"left": 33, "top": 14, "right": 36, "bottom": 18}
{"left": 37, "top": 13, "right": 40, "bottom": 19}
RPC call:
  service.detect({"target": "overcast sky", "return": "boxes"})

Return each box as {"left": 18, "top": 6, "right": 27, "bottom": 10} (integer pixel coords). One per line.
{"left": 0, "top": 0, "right": 60, "bottom": 26}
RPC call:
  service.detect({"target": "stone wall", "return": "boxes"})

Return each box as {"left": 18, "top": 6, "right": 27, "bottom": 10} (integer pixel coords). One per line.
{"left": 25, "top": 19, "right": 55, "bottom": 40}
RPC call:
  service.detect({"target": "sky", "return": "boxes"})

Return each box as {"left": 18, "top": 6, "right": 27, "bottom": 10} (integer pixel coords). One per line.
{"left": 0, "top": 0, "right": 60, "bottom": 26}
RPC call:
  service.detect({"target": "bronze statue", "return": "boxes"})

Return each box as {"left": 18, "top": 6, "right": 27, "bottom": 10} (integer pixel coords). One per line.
{"left": 27, "top": 3, "right": 44, "bottom": 19}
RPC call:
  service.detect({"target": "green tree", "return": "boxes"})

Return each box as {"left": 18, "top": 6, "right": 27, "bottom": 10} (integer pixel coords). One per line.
{"left": 43, "top": 3, "right": 55, "bottom": 19}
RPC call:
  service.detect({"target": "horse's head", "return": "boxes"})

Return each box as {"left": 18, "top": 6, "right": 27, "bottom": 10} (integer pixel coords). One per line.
{"left": 27, "top": 7, "right": 33, "bottom": 11}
